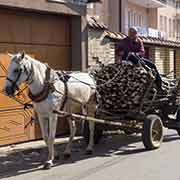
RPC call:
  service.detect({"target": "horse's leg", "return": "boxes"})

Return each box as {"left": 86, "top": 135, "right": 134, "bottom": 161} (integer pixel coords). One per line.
{"left": 86, "top": 121, "right": 95, "bottom": 154}
{"left": 44, "top": 113, "right": 58, "bottom": 169}
{"left": 38, "top": 116, "right": 51, "bottom": 165}
{"left": 64, "top": 118, "right": 76, "bottom": 159}
{"left": 38, "top": 115, "right": 49, "bottom": 148}
{"left": 83, "top": 105, "right": 95, "bottom": 155}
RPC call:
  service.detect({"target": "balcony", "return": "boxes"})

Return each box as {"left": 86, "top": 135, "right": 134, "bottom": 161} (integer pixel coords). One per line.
{"left": 128, "top": 0, "right": 167, "bottom": 8}
{"left": 157, "top": 0, "right": 167, "bottom": 4}
{"left": 47, "top": 0, "right": 88, "bottom": 6}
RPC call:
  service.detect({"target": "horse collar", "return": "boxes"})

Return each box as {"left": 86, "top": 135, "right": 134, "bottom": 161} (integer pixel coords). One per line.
{"left": 28, "top": 65, "right": 53, "bottom": 103}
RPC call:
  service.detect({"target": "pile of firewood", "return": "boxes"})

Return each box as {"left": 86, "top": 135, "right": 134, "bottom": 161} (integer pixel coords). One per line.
{"left": 91, "top": 63, "right": 154, "bottom": 113}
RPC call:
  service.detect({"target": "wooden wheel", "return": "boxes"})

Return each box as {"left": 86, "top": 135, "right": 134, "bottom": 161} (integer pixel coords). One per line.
{"left": 142, "top": 114, "right": 163, "bottom": 150}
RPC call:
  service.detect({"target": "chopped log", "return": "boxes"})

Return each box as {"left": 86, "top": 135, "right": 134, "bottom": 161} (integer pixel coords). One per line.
{"left": 91, "top": 63, "right": 154, "bottom": 113}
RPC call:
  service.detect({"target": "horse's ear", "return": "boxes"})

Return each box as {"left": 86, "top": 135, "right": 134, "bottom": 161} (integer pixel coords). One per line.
{"left": 7, "top": 52, "right": 13, "bottom": 58}
{"left": 21, "top": 51, "right": 25, "bottom": 59}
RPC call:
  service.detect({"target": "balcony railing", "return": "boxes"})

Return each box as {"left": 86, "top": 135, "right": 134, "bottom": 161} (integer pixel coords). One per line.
{"left": 47, "top": 0, "right": 88, "bottom": 6}
{"left": 157, "top": 0, "right": 167, "bottom": 4}
{"left": 158, "top": 0, "right": 167, "bottom": 4}
{"left": 128, "top": 0, "right": 167, "bottom": 8}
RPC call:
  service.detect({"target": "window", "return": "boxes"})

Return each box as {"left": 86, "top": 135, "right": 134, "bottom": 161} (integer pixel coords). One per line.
{"left": 136, "top": 13, "right": 140, "bottom": 26}
{"left": 173, "top": 19, "right": 176, "bottom": 38}
{"left": 131, "top": 11, "right": 134, "bottom": 26}
{"left": 143, "top": 16, "right": 147, "bottom": 27}
{"left": 128, "top": 9, "right": 146, "bottom": 28}
{"left": 139, "top": 15, "right": 143, "bottom": 26}
{"left": 177, "top": 2, "right": 180, "bottom": 9}
{"left": 160, "top": 15, "right": 163, "bottom": 31}
{"left": 177, "top": 20, "right": 180, "bottom": 40}
{"left": 169, "top": 18, "right": 172, "bottom": 37}
{"left": 128, "top": 11, "right": 131, "bottom": 28}
{"left": 133, "top": 12, "right": 136, "bottom": 26}
{"left": 164, "top": 16, "right": 167, "bottom": 32}
{"left": 134, "top": 12, "right": 138, "bottom": 26}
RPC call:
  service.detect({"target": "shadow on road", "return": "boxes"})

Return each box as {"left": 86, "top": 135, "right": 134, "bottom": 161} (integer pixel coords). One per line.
{"left": 0, "top": 132, "right": 179, "bottom": 179}
{"left": 163, "top": 133, "right": 180, "bottom": 143}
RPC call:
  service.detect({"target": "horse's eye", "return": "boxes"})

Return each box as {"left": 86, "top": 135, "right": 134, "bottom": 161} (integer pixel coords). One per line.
{"left": 13, "top": 69, "right": 19, "bottom": 73}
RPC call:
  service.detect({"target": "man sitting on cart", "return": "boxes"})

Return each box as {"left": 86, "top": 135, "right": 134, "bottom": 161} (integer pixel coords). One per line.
{"left": 116, "top": 27, "right": 163, "bottom": 92}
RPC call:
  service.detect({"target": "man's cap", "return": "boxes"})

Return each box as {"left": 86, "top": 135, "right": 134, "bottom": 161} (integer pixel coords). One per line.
{"left": 129, "top": 27, "right": 138, "bottom": 34}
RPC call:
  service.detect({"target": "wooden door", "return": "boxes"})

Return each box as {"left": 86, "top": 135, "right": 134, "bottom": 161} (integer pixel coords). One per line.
{"left": 0, "top": 54, "right": 36, "bottom": 145}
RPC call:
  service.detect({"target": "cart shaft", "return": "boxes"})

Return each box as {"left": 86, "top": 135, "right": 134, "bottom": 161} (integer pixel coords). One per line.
{"left": 53, "top": 110, "right": 142, "bottom": 130}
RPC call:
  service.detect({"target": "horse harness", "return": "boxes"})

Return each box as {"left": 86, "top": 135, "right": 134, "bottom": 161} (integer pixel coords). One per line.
{"left": 28, "top": 65, "right": 69, "bottom": 111}
{"left": 57, "top": 71, "right": 69, "bottom": 111}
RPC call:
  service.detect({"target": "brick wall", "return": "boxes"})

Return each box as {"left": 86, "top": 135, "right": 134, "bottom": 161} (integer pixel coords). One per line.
{"left": 149, "top": 47, "right": 174, "bottom": 77}
{"left": 175, "top": 50, "right": 180, "bottom": 77}
{"left": 88, "top": 28, "right": 115, "bottom": 66}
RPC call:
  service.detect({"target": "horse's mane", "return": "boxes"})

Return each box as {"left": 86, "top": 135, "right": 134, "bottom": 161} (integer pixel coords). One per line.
{"left": 25, "top": 54, "right": 47, "bottom": 68}
{"left": 25, "top": 54, "right": 38, "bottom": 62}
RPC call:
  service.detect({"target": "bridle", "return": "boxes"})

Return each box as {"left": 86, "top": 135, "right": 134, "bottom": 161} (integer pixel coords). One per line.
{"left": 6, "top": 63, "right": 33, "bottom": 93}
{"left": 6, "top": 68, "right": 22, "bottom": 91}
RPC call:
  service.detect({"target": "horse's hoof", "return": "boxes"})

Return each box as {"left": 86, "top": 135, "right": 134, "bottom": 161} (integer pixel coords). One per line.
{"left": 86, "top": 149, "right": 93, "bottom": 155}
{"left": 43, "top": 162, "right": 52, "bottom": 170}
{"left": 63, "top": 153, "right": 71, "bottom": 160}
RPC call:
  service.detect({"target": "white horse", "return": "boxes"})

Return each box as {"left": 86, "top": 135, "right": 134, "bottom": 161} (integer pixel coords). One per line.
{"left": 4, "top": 52, "right": 96, "bottom": 169}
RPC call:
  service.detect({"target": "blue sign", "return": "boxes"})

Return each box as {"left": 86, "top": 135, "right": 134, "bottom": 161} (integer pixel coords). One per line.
{"left": 134, "top": 26, "right": 166, "bottom": 39}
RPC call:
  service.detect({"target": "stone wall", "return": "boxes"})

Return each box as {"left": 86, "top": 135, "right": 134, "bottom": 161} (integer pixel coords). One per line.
{"left": 88, "top": 28, "right": 115, "bottom": 67}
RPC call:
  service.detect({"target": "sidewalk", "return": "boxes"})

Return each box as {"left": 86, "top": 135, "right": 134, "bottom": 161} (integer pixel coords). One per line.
{"left": 0, "top": 136, "right": 84, "bottom": 178}
{"left": 0, "top": 136, "right": 82, "bottom": 155}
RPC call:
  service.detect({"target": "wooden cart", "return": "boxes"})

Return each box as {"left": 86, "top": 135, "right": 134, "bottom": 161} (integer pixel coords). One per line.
{"left": 54, "top": 74, "right": 180, "bottom": 150}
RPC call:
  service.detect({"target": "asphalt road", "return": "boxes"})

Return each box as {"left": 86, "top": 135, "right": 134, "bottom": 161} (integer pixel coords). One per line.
{"left": 1, "top": 129, "right": 180, "bottom": 180}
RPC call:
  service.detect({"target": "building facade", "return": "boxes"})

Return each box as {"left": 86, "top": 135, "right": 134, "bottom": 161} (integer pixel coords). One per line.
{"left": 123, "top": 0, "right": 180, "bottom": 41}
{"left": 88, "top": 0, "right": 180, "bottom": 40}
{"left": 87, "top": 0, "right": 121, "bottom": 32}
{"left": 87, "top": 0, "right": 180, "bottom": 77}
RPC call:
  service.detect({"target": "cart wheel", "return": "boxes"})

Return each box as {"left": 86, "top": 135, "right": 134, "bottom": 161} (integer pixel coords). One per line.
{"left": 83, "top": 121, "right": 103, "bottom": 145}
{"left": 142, "top": 114, "right": 163, "bottom": 150}
{"left": 176, "top": 109, "right": 180, "bottom": 136}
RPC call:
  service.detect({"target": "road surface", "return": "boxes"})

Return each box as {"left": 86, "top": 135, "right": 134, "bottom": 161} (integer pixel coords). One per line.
{"left": 1, "top": 129, "right": 180, "bottom": 180}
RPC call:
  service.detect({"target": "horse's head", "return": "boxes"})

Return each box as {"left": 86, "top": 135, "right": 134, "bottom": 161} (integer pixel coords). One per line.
{"left": 4, "top": 52, "right": 31, "bottom": 96}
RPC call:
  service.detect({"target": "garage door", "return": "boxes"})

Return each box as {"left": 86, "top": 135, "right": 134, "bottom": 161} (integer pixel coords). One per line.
{"left": 0, "top": 10, "right": 71, "bottom": 145}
